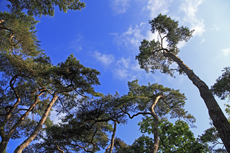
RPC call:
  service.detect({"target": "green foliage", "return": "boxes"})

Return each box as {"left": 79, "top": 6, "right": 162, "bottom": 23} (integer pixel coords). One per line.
{"left": 27, "top": 93, "right": 129, "bottom": 152}
{"left": 122, "top": 79, "right": 195, "bottom": 123}
{"left": 114, "top": 136, "right": 153, "bottom": 153}
{"left": 0, "top": 34, "right": 100, "bottom": 151}
{"left": 137, "top": 118, "right": 210, "bottom": 153}
{"left": 7, "top": 0, "right": 85, "bottom": 17}
{"left": 198, "top": 126, "right": 227, "bottom": 152}
{"left": 0, "top": 11, "right": 40, "bottom": 57}
{"left": 149, "top": 14, "right": 193, "bottom": 47}
{"left": 136, "top": 14, "right": 194, "bottom": 76}
{"left": 114, "top": 119, "right": 209, "bottom": 153}
{"left": 29, "top": 119, "right": 111, "bottom": 152}
{"left": 211, "top": 67, "right": 230, "bottom": 100}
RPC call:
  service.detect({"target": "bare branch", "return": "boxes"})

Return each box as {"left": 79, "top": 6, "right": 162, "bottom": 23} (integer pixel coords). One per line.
{"left": 55, "top": 140, "right": 65, "bottom": 153}
{"left": 120, "top": 107, "right": 151, "bottom": 119}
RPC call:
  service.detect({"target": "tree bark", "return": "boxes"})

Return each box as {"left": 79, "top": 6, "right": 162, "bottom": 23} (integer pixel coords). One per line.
{"left": 0, "top": 75, "right": 22, "bottom": 152}
{"left": 0, "top": 93, "right": 43, "bottom": 153}
{"left": 109, "top": 121, "right": 117, "bottom": 153}
{"left": 150, "top": 94, "right": 162, "bottom": 153}
{"left": 163, "top": 50, "right": 230, "bottom": 152}
{"left": 14, "top": 94, "right": 58, "bottom": 153}
{"left": 0, "top": 138, "right": 9, "bottom": 153}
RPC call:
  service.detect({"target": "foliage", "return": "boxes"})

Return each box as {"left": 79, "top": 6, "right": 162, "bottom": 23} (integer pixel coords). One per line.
{"left": 198, "top": 126, "right": 227, "bottom": 152}
{"left": 211, "top": 67, "right": 230, "bottom": 100}
{"left": 136, "top": 13, "right": 230, "bottom": 152}
{"left": 0, "top": 11, "right": 40, "bottom": 57}
{"left": 114, "top": 119, "right": 209, "bottom": 153}
{"left": 0, "top": 1, "right": 100, "bottom": 151}
{"left": 136, "top": 14, "right": 194, "bottom": 76}
{"left": 7, "top": 0, "right": 85, "bottom": 17}
{"left": 139, "top": 118, "right": 210, "bottom": 153}
{"left": 0, "top": 43, "right": 100, "bottom": 152}
{"left": 120, "top": 80, "right": 195, "bottom": 123}
{"left": 26, "top": 117, "right": 112, "bottom": 152}
{"left": 25, "top": 93, "right": 129, "bottom": 152}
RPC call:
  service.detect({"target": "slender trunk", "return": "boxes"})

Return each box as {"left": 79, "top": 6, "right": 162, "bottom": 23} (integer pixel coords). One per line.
{"left": 150, "top": 94, "right": 162, "bottom": 153}
{"left": 9, "top": 92, "right": 44, "bottom": 136}
{"left": 0, "top": 76, "right": 21, "bottom": 152}
{"left": 163, "top": 50, "right": 230, "bottom": 152}
{"left": 106, "top": 144, "right": 111, "bottom": 153}
{"left": 14, "top": 94, "right": 58, "bottom": 153}
{"left": 109, "top": 121, "right": 117, "bottom": 153}
{"left": 55, "top": 140, "right": 65, "bottom": 153}
{"left": 0, "top": 92, "right": 43, "bottom": 152}
{"left": 0, "top": 138, "right": 9, "bottom": 153}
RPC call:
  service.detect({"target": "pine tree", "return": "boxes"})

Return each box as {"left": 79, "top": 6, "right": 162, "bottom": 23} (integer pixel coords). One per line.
{"left": 136, "top": 14, "right": 230, "bottom": 152}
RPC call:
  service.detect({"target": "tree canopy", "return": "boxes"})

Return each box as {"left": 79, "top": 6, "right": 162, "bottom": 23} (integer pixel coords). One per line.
{"left": 7, "top": 0, "right": 85, "bottom": 17}
{"left": 211, "top": 67, "right": 230, "bottom": 100}
{"left": 1, "top": 1, "right": 230, "bottom": 152}
{"left": 136, "top": 14, "right": 230, "bottom": 152}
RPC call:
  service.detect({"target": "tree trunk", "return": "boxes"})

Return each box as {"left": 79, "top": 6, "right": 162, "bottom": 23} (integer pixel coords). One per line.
{"left": 163, "top": 50, "right": 230, "bottom": 152}
{"left": 14, "top": 94, "right": 58, "bottom": 153}
{"left": 150, "top": 94, "right": 162, "bottom": 153}
{"left": 109, "top": 121, "right": 117, "bottom": 153}
{"left": 0, "top": 92, "right": 44, "bottom": 152}
{"left": 0, "top": 138, "right": 9, "bottom": 153}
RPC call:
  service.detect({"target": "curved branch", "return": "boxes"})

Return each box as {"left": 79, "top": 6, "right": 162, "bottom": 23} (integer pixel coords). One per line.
{"left": 120, "top": 107, "right": 151, "bottom": 119}
{"left": 150, "top": 94, "right": 162, "bottom": 153}
{"left": 109, "top": 121, "right": 117, "bottom": 153}
{"left": 55, "top": 140, "right": 64, "bottom": 153}
{"left": 14, "top": 93, "right": 59, "bottom": 153}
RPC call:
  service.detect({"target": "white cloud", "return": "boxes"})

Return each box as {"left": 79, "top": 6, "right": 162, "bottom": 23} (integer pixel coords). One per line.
{"left": 144, "top": 0, "right": 171, "bottom": 18}
{"left": 70, "top": 35, "right": 83, "bottom": 52}
{"left": 50, "top": 110, "right": 66, "bottom": 124}
{"left": 201, "top": 38, "right": 205, "bottom": 44}
{"left": 112, "top": 23, "right": 146, "bottom": 49}
{"left": 113, "top": 57, "right": 144, "bottom": 80}
{"left": 180, "top": 0, "right": 205, "bottom": 36}
{"left": 177, "top": 41, "right": 186, "bottom": 49}
{"left": 115, "top": 57, "right": 130, "bottom": 79}
{"left": 210, "top": 25, "right": 219, "bottom": 31}
{"left": 222, "top": 48, "right": 230, "bottom": 56}
{"left": 94, "top": 51, "right": 114, "bottom": 66}
{"left": 110, "top": 0, "right": 130, "bottom": 14}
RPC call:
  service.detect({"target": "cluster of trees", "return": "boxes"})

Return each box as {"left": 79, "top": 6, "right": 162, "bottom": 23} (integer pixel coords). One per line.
{"left": 0, "top": 1, "right": 229, "bottom": 152}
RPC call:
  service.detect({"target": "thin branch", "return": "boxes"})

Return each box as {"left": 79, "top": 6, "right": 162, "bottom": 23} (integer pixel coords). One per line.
{"left": 96, "top": 123, "right": 110, "bottom": 140}
{"left": 0, "top": 19, "right": 4, "bottom": 24}
{"left": 70, "top": 142, "right": 94, "bottom": 153}
{"left": 109, "top": 121, "right": 117, "bottom": 153}
{"left": 120, "top": 107, "right": 151, "bottom": 119}
{"left": 55, "top": 140, "right": 65, "bottom": 153}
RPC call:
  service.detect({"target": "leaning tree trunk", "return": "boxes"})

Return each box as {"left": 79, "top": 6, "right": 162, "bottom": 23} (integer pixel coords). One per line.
{"left": 109, "top": 121, "right": 117, "bottom": 153}
{"left": 14, "top": 94, "right": 58, "bottom": 153}
{"left": 150, "top": 94, "right": 162, "bottom": 153}
{"left": 163, "top": 50, "right": 230, "bottom": 152}
{"left": 0, "top": 137, "right": 9, "bottom": 153}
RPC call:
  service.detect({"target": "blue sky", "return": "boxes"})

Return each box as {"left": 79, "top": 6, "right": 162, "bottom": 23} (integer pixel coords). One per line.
{"left": 1, "top": 0, "right": 230, "bottom": 152}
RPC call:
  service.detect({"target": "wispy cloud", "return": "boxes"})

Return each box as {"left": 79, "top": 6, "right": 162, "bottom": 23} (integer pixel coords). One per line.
{"left": 180, "top": 0, "right": 205, "bottom": 36}
{"left": 94, "top": 51, "right": 115, "bottom": 66}
{"left": 210, "top": 24, "right": 219, "bottom": 31}
{"left": 114, "top": 57, "right": 130, "bottom": 79}
{"left": 201, "top": 38, "right": 205, "bottom": 44}
{"left": 110, "top": 0, "right": 130, "bottom": 14}
{"left": 69, "top": 35, "right": 83, "bottom": 52}
{"left": 144, "top": 0, "right": 171, "bottom": 18}
{"left": 113, "top": 57, "right": 144, "bottom": 80}
{"left": 112, "top": 23, "right": 146, "bottom": 50}
{"left": 222, "top": 48, "right": 230, "bottom": 56}
{"left": 50, "top": 110, "right": 66, "bottom": 124}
